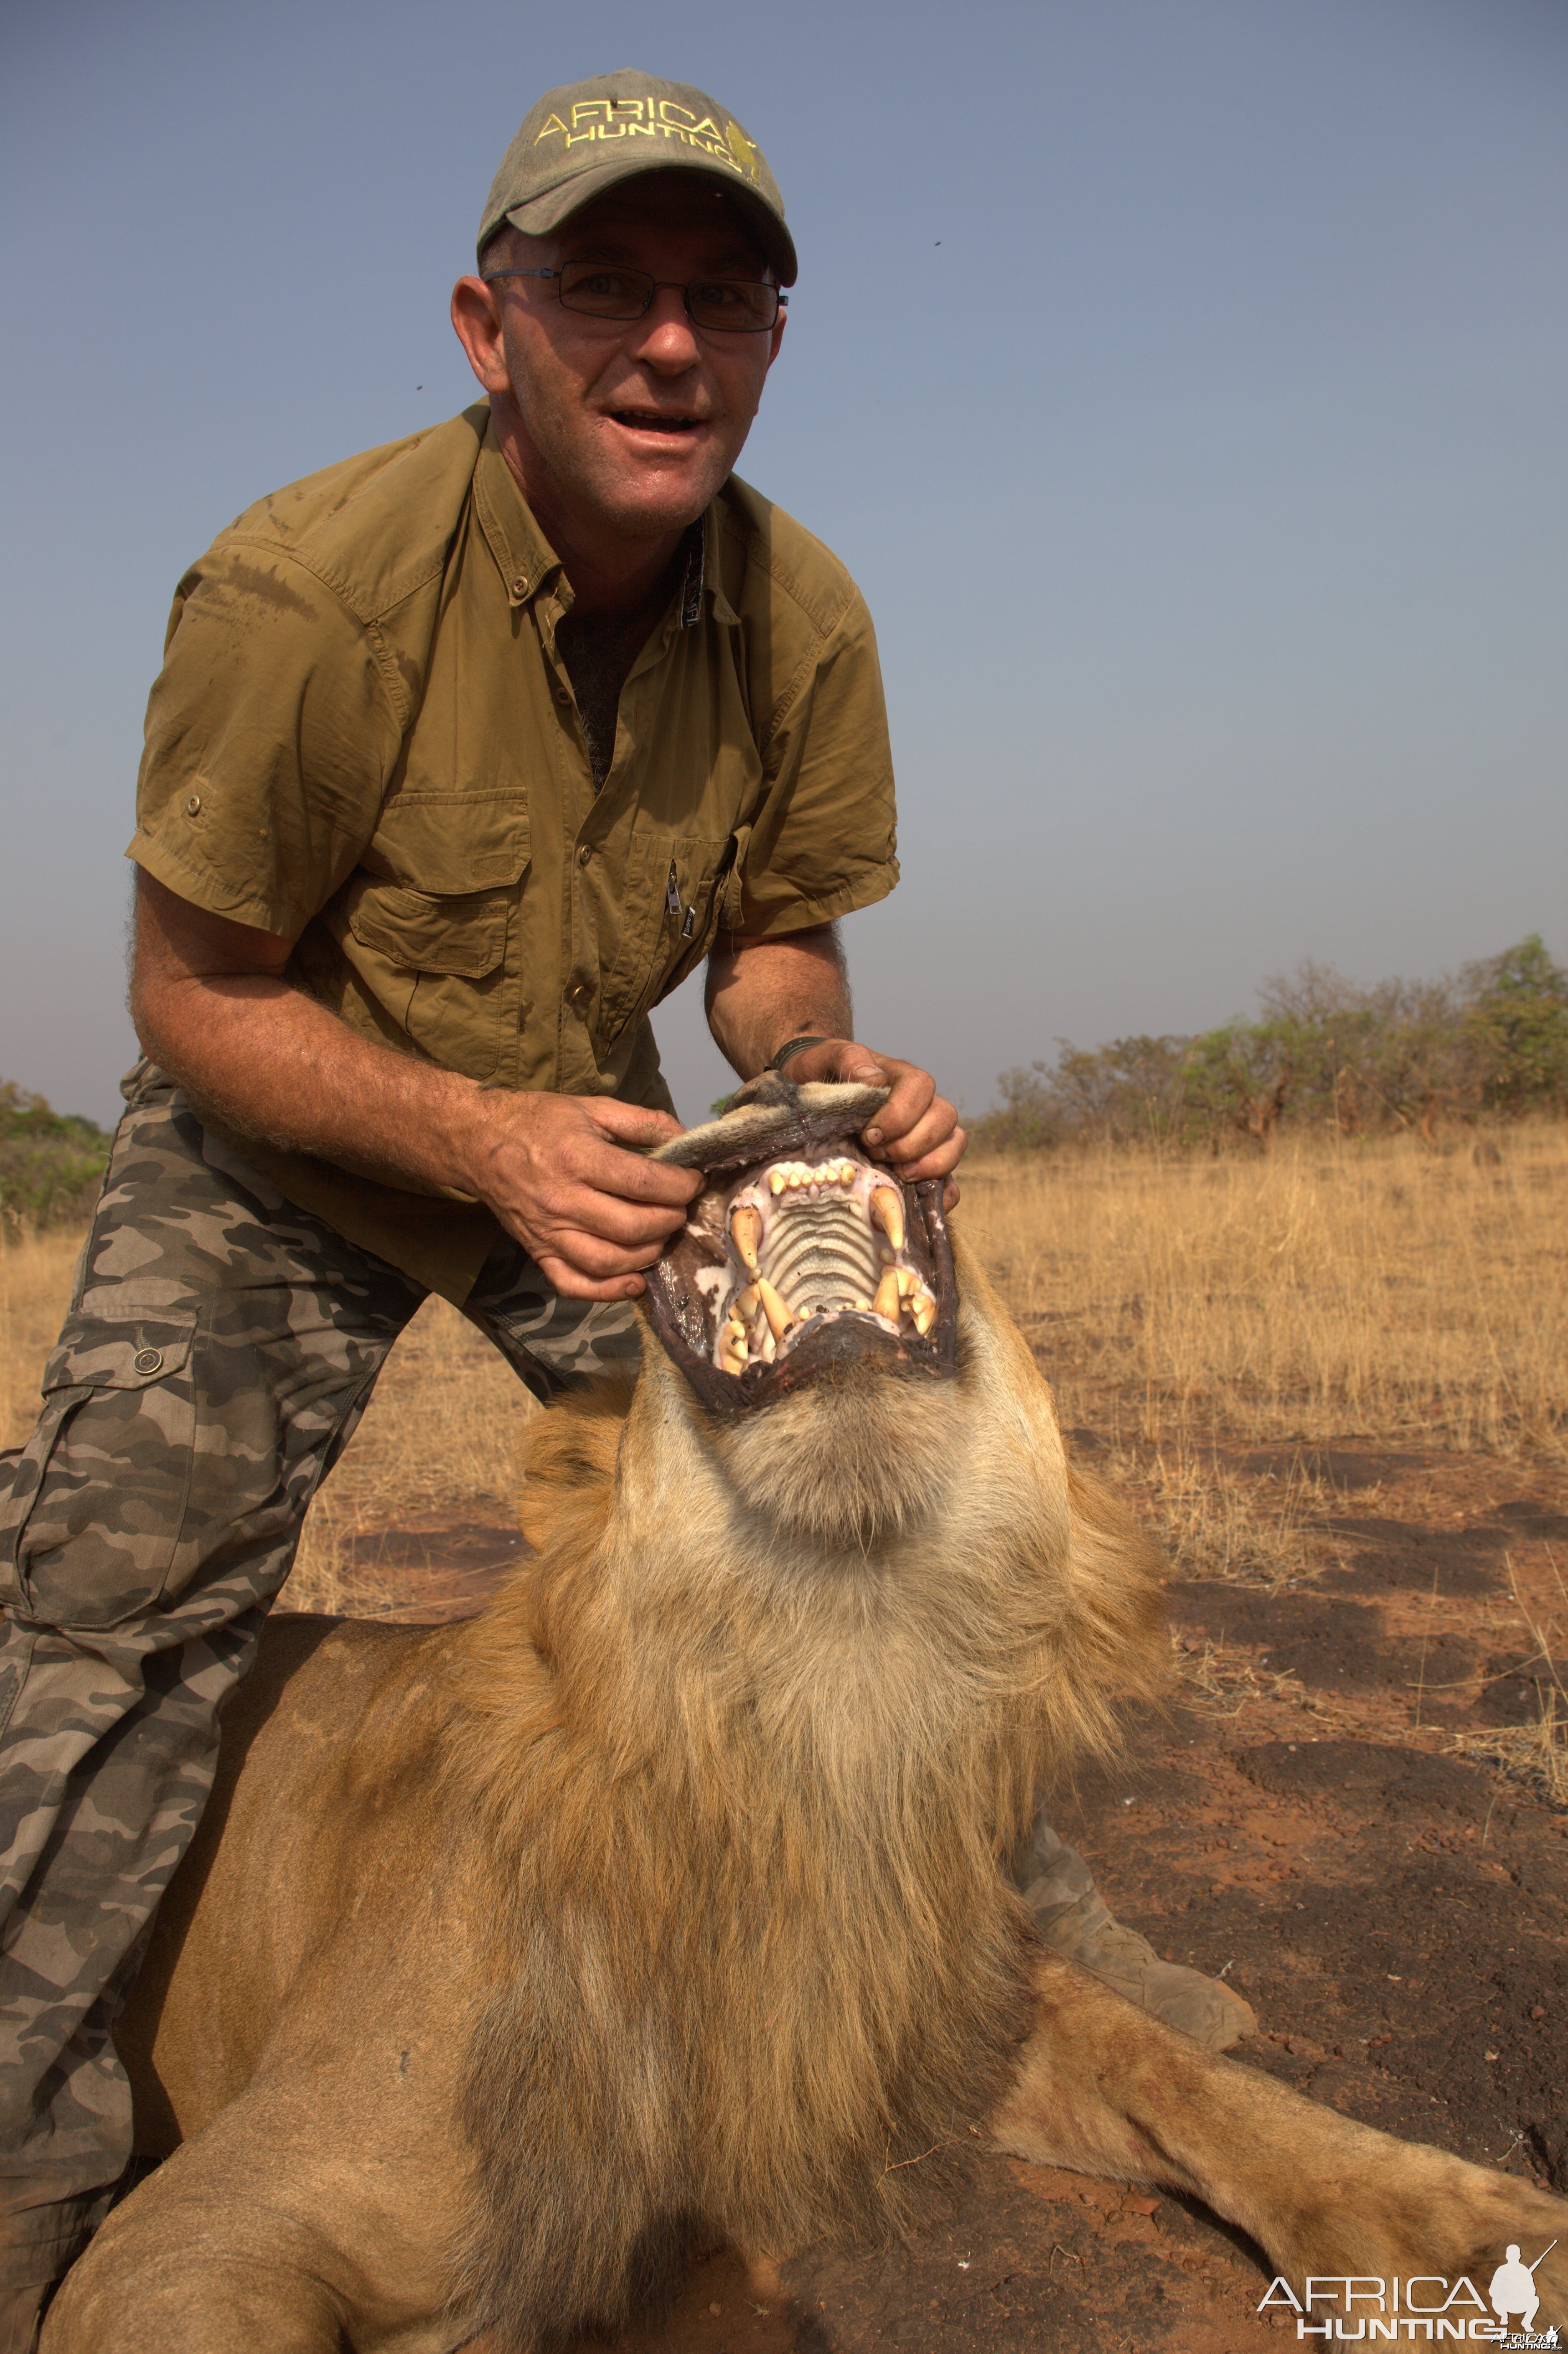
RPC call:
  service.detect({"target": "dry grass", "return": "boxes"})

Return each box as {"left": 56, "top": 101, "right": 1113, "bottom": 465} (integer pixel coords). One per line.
{"left": 1, "top": 1223, "right": 537, "bottom": 1615}
{"left": 960, "top": 1121, "right": 1568, "bottom": 1456}
{"left": 1447, "top": 1689, "right": 1568, "bottom": 1812}
{"left": 287, "top": 1297, "right": 540, "bottom": 1612}
{"left": 1169, "top": 1626, "right": 1310, "bottom": 1718}
{"left": 4, "top": 1120, "right": 1563, "bottom": 1626}
{"left": 0, "top": 1221, "right": 82, "bottom": 1452}
{"left": 1104, "top": 1443, "right": 1348, "bottom": 1590}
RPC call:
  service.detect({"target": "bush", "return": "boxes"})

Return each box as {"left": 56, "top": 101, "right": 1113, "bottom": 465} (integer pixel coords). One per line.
{"left": 969, "top": 937, "right": 1568, "bottom": 1152}
{"left": 0, "top": 1082, "right": 111, "bottom": 1226}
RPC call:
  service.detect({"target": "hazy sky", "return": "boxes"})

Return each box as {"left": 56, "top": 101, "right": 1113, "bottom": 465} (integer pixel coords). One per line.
{"left": 3, "top": 0, "right": 1564, "bottom": 1129}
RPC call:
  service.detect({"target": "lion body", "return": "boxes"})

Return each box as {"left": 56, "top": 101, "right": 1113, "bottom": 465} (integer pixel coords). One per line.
{"left": 46, "top": 1242, "right": 1567, "bottom": 2353}
{"left": 70, "top": 1248, "right": 1162, "bottom": 2350}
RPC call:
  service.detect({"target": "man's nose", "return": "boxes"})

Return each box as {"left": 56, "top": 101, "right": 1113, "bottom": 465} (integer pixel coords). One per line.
{"left": 629, "top": 287, "right": 705, "bottom": 371}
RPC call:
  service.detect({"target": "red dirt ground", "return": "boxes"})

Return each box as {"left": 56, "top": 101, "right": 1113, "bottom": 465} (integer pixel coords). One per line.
{"left": 333, "top": 1439, "right": 1566, "bottom": 2354}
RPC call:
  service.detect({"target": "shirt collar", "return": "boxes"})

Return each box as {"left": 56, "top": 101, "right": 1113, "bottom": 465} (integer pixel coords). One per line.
{"left": 473, "top": 416, "right": 740, "bottom": 628}
{"left": 473, "top": 421, "right": 561, "bottom": 610}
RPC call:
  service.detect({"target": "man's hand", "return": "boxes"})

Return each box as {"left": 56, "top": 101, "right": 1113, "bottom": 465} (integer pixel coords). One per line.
{"left": 453, "top": 1090, "right": 699, "bottom": 1300}
{"left": 774, "top": 1040, "right": 966, "bottom": 1200}
{"left": 132, "top": 869, "right": 697, "bottom": 1302}
{"left": 704, "top": 927, "right": 965, "bottom": 1204}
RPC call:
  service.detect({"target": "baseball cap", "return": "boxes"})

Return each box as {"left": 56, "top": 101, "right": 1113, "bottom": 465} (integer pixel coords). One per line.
{"left": 478, "top": 70, "right": 797, "bottom": 286}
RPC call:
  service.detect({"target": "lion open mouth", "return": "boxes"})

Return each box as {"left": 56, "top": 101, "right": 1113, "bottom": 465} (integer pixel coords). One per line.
{"left": 641, "top": 1078, "right": 957, "bottom": 1416}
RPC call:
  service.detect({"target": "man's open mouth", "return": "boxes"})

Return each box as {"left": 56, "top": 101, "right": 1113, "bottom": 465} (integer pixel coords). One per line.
{"left": 641, "top": 1078, "right": 957, "bottom": 1416}
{"left": 610, "top": 409, "right": 701, "bottom": 434}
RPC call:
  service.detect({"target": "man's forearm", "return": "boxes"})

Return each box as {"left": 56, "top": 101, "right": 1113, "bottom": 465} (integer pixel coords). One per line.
{"left": 704, "top": 925, "right": 853, "bottom": 1078}
{"left": 133, "top": 958, "right": 490, "bottom": 1195}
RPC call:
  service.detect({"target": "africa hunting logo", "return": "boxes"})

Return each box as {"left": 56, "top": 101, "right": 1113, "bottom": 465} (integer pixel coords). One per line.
{"left": 534, "top": 99, "right": 762, "bottom": 183}
{"left": 1258, "top": 2240, "right": 1559, "bottom": 2342}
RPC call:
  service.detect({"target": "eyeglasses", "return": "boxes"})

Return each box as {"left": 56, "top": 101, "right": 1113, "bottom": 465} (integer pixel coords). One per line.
{"left": 482, "top": 261, "right": 786, "bottom": 334}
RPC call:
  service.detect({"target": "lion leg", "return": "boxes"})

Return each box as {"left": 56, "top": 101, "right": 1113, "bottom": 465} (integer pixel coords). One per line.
{"left": 991, "top": 1952, "right": 1568, "bottom": 2321}
{"left": 41, "top": 2074, "right": 473, "bottom": 2354}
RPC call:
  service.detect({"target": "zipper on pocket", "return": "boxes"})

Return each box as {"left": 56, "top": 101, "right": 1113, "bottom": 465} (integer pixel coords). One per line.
{"left": 666, "top": 859, "right": 697, "bottom": 938}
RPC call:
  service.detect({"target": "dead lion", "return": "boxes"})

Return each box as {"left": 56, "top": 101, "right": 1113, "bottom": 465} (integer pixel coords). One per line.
{"left": 46, "top": 1080, "right": 1567, "bottom": 2352}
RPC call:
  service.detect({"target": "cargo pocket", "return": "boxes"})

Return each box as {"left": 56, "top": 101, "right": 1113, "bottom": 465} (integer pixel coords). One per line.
{"left": 339, "top": 792, "right": 529, "bottom": 1081}
{"left": 3, "top": 1307, "right": 200, "bottom": 1629}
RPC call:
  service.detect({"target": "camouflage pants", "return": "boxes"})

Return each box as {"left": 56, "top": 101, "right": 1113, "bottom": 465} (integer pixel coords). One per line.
{"left": 0, "top": 1068, "right": 640, "bottom": 2294}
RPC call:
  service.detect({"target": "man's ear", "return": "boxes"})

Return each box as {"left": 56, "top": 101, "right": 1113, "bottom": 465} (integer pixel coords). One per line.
{"left": 450, "top": 276, "right": 511, "bottom": 396}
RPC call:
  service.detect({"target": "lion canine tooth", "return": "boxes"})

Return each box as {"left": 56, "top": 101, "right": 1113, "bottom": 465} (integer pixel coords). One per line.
{"left": 731, "top": 1205, "right": 762, "bottom": 1269}
{"left": 868, "top": 1186, "right": 905, "bottom": 1252}
{"left": 755, "top": 1276, "right": 795, "bottom": 1338}
{"left": 873, "top": 1269, "right": 902, "bottom": 1322}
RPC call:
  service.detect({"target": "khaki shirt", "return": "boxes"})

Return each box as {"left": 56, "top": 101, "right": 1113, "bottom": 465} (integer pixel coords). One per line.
{"left": 129, "top": 405, "right": 897, "bottom": 1300}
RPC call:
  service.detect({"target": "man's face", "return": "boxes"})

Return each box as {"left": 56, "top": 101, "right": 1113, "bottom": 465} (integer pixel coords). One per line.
{"left": 454, "top": 173, "right": 786, "bottom": 550}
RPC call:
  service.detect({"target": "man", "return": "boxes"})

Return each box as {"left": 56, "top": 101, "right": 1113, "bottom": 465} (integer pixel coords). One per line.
{"left": 0, "top": 70, "right": 1248, "bottom": 2344}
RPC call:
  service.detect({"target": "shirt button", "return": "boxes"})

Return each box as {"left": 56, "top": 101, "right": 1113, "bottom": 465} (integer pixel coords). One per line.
{"left": 555, "top": 686, "right": 572, "bottom": 706}
{"left": 132, "top": 1347, "right": 164, "bottom": 1376}
{"left": 577, "top": 844, "right": 592, "bottom": 865}
{"left": 185, "top": 794, "right": 201, "bottom": 816}
{"left": 570, "top": 981, "right": 590, "bottom": 1006}
{"left": 511, "top": 574, "right": 527, "bottom": 595}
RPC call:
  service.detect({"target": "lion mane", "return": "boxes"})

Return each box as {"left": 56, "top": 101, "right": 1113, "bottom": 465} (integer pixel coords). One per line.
{"left": 439, "top": 1240, "right": 1165, "bottom": 2342}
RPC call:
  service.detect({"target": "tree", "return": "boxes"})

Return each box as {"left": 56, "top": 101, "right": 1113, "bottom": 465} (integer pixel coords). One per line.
{"left": 1460, "top": 935, "right": 1568, "bottom": 1113}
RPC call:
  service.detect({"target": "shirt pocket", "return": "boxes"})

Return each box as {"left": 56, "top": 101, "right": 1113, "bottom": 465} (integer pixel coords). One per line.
{"left": 4, "top": 1307, "right": 200, "bottom": 1627}
{"left": 343, "top": 793, "right": 529, "bottom": 1081}
{"left": 596, "top": 831, "right": 737, "bottom": 1045}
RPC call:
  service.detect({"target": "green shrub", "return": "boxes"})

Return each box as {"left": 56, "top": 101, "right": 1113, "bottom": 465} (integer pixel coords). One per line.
{"left": 0, "top": 1082, "right": 111, "bottom": 1226}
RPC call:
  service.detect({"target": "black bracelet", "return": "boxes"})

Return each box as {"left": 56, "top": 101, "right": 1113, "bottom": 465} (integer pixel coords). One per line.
{"left": 767, "top": 1034, "right": 831, "bottom": 1074}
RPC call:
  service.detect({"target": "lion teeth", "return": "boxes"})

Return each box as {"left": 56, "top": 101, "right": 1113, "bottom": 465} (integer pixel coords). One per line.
{"left": 873, "top": 1269, "right": 903, "bottom": 1322}
{"left": 719, "top": 1314, "right": 748, "bottom": 1373}
{"left": 769, "top": 1169, "right": 787, "bottom": 1197}
{"left": 755, "top": 1276, "right": 796, "bottom": 1338}
{"left": 909, "top": 1285, "right": 936, "bottom": 1337}
{"left": 868, "top": 1186, "right": 905, "bottom": 1252}
{"left": 731, "top": 1205, "right": 762, "bottom": 1270}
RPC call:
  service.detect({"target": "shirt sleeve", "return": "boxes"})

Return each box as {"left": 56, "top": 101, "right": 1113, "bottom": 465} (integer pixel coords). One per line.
{"left": 728, "top": 583, "right": 899, "bottom": 937}
{"left": 126, "top": 536, "right": 402, "bottom": 940}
